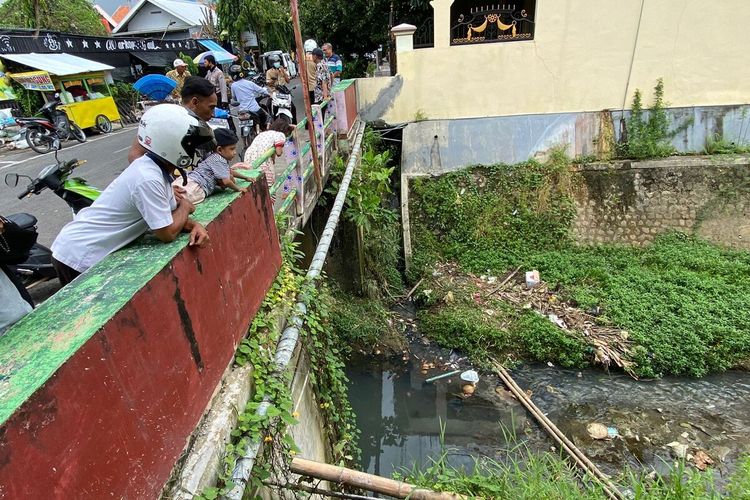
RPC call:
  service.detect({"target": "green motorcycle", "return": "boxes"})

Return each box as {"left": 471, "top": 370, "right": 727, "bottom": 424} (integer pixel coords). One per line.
{"left": 5, "top": 155, "right": 100, "bottom": 215}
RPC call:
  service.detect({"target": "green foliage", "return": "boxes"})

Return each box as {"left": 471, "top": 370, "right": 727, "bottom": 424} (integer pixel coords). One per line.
{"left": 110, "top": 82, "right": 139, "bottom": 109}
{"left": 704, "top": 133, "right": 750, "bottom": 155}
{"left": 400, "top": 438, "right": 607, "bottom": 499}
{"left": 410, "top": 147, "right": 577, "bottom": 277}
{"left": 299, "top": 0, "right": 431, "bottom": 62}
{"left": 178, "top": 52, "right": 199, "bottom": 76}
{"left": 410, "top": 154, "right": 750, "bottom": 378}
{"left": 300, "top": 283, "right": 361, "bottom": 467}
{"left": 619, "top": 79, "right": 681, "bottom": 160}
{"left": 327, "top": 289, "right": 394, "bottom": 351}
{"left": 403, "top": 439, "right": 750, "bottom": 499}
{"left": 528, "top": 233, "right": 750, "bottom": 378}
{"left": 327, "top": 128, "right": 403, "bottom": 296}
{"left": 0, "top": 0, "right": 107, "bottom": 35}
{"left": 11, "top": 81, "right": 43, "bottom": 117}
{"left": 418, "top": 305, "right": 589, "bottom": 370}
{"left": 217, "top": 0, "right": 292, "bottom": 54}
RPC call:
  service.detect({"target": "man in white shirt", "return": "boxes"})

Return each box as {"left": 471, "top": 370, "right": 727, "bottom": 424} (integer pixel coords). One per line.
{"left": 51, "top": 105, "right": 214, "bottom": 285}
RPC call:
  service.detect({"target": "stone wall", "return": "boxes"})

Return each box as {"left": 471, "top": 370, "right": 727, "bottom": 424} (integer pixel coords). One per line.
{"left": 572, "top": 156, "right": 750, "bottom": 249}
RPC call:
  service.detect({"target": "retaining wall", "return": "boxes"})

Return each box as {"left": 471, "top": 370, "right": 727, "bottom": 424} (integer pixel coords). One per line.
{"left": 0, "top": 173, "right": 281, "bottom": 499}
{"left": 573, "top": 156, "right": 750, "bottom": 249}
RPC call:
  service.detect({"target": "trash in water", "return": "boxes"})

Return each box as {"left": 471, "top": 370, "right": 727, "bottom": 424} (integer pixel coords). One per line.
{"left": 667, "top": 442, "right": 689, "bottom": 459}
{"left": 460, "top": 370, "right": 480, "bottom": 384}
{"left": 525, "top": 270, "right": 540, "bottom": 288}
{"left": 607, "top": 427, "right": 619, "bottom": 439}
{"left": 692, "top": 450, "right": 714, "bottom": 471}
{"left": 587, "top": 423, "right": 609, "bottom": 440}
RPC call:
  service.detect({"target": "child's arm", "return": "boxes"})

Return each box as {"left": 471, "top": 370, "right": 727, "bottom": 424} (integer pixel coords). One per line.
{"left": 231, "top": 171, "right": 256, "bottom": 183}
{"left": 219, "top": 177, "right": 248, "bottom": 193}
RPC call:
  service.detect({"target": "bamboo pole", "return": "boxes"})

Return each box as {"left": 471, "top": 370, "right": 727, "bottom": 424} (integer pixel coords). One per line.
{"left": 289, "top": 0, "right": 323, "bottom": 193}
{"left": 290, "top": 457, "right": 465, "bottom": 500}
{"left": 491, "top": 361, "right": 626, "bottom": 500}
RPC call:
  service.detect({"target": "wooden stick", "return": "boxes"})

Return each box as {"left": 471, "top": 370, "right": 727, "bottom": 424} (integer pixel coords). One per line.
{"left": 290, "top": 457, "right": 465, "bottom": 499}
{"left": 405, "top": 277, "right": 424, "bottom": 299}
{"left": 486, "top": 266, "right": 521, "bottom": 296}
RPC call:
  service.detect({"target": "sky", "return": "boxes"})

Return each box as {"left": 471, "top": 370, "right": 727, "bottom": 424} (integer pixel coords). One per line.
{"left": 94, "top": 0, "right": 132, "bottom": 16}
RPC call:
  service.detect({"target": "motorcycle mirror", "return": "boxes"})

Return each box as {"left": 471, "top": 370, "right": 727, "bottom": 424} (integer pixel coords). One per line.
{"left": 231, "top": 100, "right": 240, "bottom": 107}
{"left": 4, "top": 173, "right": 19, "bottom": 187}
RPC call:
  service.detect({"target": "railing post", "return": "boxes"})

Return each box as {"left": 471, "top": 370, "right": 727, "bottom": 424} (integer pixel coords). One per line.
{"left": 430, "top": 0, "right": 454, "bottom": 49}
{"left": 291, "top": 126, "right": 305, "bottom": 216}
{"left": 391, "top": 23, "right": 417, "bottom": 54}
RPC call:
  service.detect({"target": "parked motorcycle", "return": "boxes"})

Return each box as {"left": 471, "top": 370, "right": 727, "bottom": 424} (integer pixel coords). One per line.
{"left": 231, "top": 102, "right": 257, "bottom": 157}
{"left": 4, "top": 155, "right": 99, "bottom": 284}
{"left": 2, "top": 212, "right": 55, "bottom": 285}
{"left": 6, "top": 154, "right": 100, "bottom": 215}
{"left": 14, "top": 100, "right": 87, "bottom": 155}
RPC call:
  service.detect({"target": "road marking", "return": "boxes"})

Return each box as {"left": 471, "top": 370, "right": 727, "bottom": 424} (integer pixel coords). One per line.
{"left": 0, "top": 128, "right": 133, "bottom": 172}
{"left": 112, "top": 145, "right": 132, "bottom": 154}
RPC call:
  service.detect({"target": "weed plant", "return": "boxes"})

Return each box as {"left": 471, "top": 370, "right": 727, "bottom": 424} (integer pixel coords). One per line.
{"left": 410, "top": 153, "right": 750, "bottom": 377}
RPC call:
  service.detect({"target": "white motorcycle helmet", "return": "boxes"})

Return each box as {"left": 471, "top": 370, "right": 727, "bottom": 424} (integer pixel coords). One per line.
{"left": 303, "top": 39, "right": 318, "bottom": 53}
{"left": 137, "top": 104, "right": 215, "bottom": 168}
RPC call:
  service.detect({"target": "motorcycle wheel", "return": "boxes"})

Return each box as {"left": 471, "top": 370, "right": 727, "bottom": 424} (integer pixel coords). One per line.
{"left": 70, "top": 124, "right": 87, "bottom": 143}
{"left": 25, "top": 128, "right": 53, "bottom": 154}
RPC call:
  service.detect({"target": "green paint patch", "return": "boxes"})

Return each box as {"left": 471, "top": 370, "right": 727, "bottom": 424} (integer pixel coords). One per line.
{"left": 0, "top": 171, "right": 263, "bottom": 426}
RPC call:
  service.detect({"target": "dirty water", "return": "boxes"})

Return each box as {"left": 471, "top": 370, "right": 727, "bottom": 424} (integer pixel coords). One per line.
{"left": 347, "top": 303, "right": 750, "bottom": 487}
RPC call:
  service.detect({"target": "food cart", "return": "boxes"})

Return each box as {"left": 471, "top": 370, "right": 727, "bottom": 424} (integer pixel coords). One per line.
{"left": 0, "top": 53, "right": 121, "bottom": 133}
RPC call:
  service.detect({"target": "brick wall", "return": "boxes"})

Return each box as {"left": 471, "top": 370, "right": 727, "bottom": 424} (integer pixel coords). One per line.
{"left": 572, "top": 156, "right": 750, "bottom": 249}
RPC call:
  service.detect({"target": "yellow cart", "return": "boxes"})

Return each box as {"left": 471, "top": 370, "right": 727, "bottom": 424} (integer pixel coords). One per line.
{"left": 54, "top": 73, "right": 121, "bottom": 133}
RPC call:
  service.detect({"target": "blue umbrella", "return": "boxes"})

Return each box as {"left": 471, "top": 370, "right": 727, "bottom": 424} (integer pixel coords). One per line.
{"left": 133, "top": 74, "right": 177, "bottom": 101}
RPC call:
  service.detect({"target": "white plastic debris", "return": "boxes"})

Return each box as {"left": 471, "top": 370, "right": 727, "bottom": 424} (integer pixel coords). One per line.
{"left": 460, "top": 370, "right": 479, "bottom": 384}
{"left": 526, "top": 270, "right": 540, "bottom": 288}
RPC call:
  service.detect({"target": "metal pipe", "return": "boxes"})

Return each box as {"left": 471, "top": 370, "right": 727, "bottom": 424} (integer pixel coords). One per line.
{"left": 424, "top": 370, "right": 461, "bottom": 384}
{"left": 225, "top": 122, "right": 366, "bottom": 500}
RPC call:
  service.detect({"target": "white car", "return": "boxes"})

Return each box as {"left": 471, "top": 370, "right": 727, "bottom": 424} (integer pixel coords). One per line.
{"left": 261, "top": 50, "right": 298, "bottom": 78}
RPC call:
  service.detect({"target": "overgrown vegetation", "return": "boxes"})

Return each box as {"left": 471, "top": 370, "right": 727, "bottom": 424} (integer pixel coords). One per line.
{"left": 409, "top": 152, "right": 750, "bottom": 378}
{"left": 704, "top": 133, "right": 750, "bottom": 155}
{"left": 0, "top": 0, "right": 107, "bottom": 35}
{"left": 201, "top": 228, "right": 360, "bottom": 498}
{"left": 402, "top": 436, "right": 750, "bottom": 499}
{"left": 617, "top": 79, "right": 692, "bottom": 160}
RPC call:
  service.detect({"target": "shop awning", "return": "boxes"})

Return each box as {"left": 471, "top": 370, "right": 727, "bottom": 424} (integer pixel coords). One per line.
{"left": 197, "top": 39, "right": 235, "bottom": 64}
{"left": 130, "top": 51, "right": 178, "bottom": 68}
{"left": 0, "top": 53, "right": 114, "bottom": 76}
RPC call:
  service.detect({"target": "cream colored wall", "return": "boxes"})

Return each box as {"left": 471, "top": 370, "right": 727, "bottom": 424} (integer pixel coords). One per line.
{"left": 360, "top": 0, "right": 750, "bottom": 122}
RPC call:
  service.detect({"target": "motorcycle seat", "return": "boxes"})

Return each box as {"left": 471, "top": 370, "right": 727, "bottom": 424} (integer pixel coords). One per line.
{"left": 6, "top": 212, "right": 37, "bottom": 230}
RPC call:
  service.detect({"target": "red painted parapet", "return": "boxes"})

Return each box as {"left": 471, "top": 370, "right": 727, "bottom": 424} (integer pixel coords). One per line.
{"left": 0, "top": 180, "right": 281, "bottom": 499}
{"left": 333, "top": 79, "right": 359, "bottom": 137}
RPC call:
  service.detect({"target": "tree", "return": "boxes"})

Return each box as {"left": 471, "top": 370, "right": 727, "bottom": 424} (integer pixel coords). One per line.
{"left": 0, "top": 0, "right": 107, "bottom": 36}
{"left": 299, "top": 0, "right": 431, "bottom": 76}
{"left": 217, "top": 0, "right": 293, "bottom": 56}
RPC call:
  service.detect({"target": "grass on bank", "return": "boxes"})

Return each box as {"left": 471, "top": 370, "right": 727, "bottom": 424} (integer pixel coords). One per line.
{"left": 408, "top": 153, "right": 750, "bottom": 378}
{"left": 401, "top": 441, "right": 750, "bottom": 500}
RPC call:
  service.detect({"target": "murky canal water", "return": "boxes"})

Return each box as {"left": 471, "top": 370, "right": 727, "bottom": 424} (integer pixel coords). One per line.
{"left": 347, "top": 306, "right": 750, "bottom": 486}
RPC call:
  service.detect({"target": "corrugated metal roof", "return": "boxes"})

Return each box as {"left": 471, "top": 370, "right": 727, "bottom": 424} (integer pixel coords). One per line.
{"left": 0, "top": 53, "right": 115, "bottom": 76}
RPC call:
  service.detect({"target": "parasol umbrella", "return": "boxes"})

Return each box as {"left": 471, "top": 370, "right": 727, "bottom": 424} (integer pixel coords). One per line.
{"left": 194, "top": 50, "right": 237, "bottom": 65}
{"left": 133, "top": 74, "right": 177, "bottom": 101}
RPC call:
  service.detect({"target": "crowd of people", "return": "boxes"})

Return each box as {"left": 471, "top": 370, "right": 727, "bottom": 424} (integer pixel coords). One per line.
{"left": 0, "top": 38, "right": 344, "bottom": 335}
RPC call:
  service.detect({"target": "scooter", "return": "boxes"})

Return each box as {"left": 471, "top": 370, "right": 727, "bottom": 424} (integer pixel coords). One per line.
{"left": 6, "top": 155, "right": 100, "bottom": 215}
{"left": 269, "top": 84, "right": 295, "bottom": 123}
{"left": 4, "top": 155, "right": 100, "bottom": 284}
{"left": 13, "top": 100, "right": 86, "bottom": 155}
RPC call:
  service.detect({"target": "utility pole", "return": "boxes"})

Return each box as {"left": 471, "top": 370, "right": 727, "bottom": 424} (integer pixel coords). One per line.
{"left": 289, "top": 0, "right": 322, "bottom": 193}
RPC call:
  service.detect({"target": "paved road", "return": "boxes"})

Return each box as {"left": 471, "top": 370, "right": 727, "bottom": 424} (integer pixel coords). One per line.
{"left": 0, "top": 126, "right": 137, "bottom": 247}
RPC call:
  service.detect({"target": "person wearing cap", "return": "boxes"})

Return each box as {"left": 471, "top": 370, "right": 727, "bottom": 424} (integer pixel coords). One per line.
{"left": 166, "top": 59, "right": 192, "bottom": 100}
{"left": 173, "top": 128, "right": 255, "bottom": 205}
